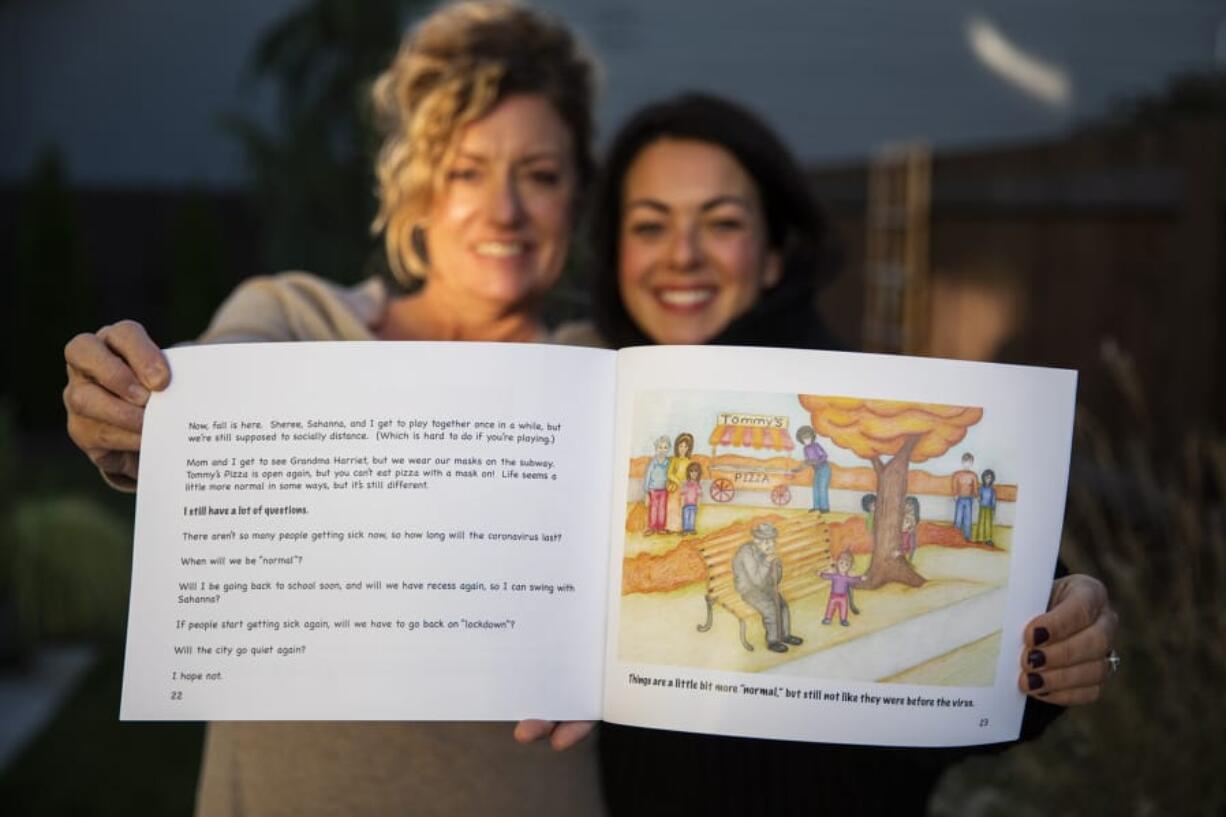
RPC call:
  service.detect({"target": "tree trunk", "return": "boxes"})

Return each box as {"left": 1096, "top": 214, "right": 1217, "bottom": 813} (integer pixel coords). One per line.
{"left": 864, "top": 434, "right": 926, "bottom": 588}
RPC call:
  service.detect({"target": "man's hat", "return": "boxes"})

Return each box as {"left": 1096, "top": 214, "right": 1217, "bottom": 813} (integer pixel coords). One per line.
{"left": 751, "top": 522, "right": 778, "bottom": 541}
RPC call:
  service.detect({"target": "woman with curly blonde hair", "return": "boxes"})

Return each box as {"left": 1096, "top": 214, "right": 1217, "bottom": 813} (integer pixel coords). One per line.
{"left": 62, "top": 3, "right": 604, "bottom": 814}
{"left": 370, "top": 0, "right": 595, "bottom": 289}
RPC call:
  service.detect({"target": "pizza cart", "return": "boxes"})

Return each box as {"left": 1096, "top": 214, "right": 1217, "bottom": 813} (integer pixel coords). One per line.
{"left": 705, "top": 411, "right": 803, "bottom": 506}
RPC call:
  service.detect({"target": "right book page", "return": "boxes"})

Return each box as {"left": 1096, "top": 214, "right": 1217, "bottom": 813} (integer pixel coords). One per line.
{"left": 601, "top": 345, "right": 1076, "bottom": 747}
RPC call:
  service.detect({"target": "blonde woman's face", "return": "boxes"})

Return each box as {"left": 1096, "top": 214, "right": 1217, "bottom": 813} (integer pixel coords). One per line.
{"left": 424, "top": 94, "right": 576, "bottom": 315}
{"left": 619, "top": 138, "right": 781, "bottom": 345}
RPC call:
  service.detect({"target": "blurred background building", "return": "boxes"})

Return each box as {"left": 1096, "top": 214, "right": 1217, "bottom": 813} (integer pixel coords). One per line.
{"left": 2, "top": 1, "right": 1224, "bottom": 814}
{"left": 5, "top": 0, "right": 1223, "bottom": 426}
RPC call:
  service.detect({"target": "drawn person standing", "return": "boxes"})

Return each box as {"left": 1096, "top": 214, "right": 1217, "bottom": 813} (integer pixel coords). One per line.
{"left": 820, "top": 551, "right": 866, "bottom": 627}
{"left": 951, "top": 452, "right": 979, "bottom": 540}
{"left": 643, "top": 436, "right": 671, "bottom": 535}
{"left": 732, "top": 523, "right": 803, "bottom": 652}
{"left": 797, "top": 425, "right": 831, "bottom": 513}
{"left": 681, "top": 462, "right": 702, "bottom": 534}
{"left": 899, "top": 500, "right": 920, "bottom": 561}
{"left": 666, "top": 432, "right": 695, "bottom": 532}
{"left": 861, "top": 493, "right": 877, "bottom": 534}
{"left": 974, "top": 468, "right": 997, "bottom": 546}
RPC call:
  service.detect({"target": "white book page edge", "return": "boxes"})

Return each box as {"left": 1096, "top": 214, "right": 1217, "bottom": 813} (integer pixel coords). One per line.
{"left": 122, "top": 341, "right": 616, "bottom": 721}
{"left": 602, "top": 345, "right": 1074, "bottom": 747}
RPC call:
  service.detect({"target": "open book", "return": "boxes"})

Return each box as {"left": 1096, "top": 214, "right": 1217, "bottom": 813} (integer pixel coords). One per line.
{"left": 122, "top": 342, "right": 1075, "bottom": 747}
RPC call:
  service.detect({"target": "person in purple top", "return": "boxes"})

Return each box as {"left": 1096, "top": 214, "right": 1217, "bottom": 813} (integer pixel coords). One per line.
{"left": 797, "top": 425, "right": 831, "bottom": 513}
{"left": 820, "top": 551, "right": 866, "bottom": 626}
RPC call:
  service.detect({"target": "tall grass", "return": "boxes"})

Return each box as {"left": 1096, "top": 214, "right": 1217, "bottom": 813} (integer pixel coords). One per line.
{"left": 932, "top": 361, "right": 1226, "bottom": 815}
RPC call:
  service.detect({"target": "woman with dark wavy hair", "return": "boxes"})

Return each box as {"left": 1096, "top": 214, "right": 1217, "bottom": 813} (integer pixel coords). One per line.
{"left": 555, "top": 92, "right": 1118, "bottom": 816}
{"left": 561, "top": 92, "right": 840, "bottom": 352}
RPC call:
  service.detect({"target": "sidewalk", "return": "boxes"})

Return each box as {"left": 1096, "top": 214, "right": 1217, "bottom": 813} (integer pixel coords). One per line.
{"left": 762, "top": 587, "right": 1006, "bottom": 681}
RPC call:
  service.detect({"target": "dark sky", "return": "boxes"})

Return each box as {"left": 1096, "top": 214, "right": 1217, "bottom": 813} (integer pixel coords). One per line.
{"left": 4, "top": 0, "right": 1222, "bottom": 187}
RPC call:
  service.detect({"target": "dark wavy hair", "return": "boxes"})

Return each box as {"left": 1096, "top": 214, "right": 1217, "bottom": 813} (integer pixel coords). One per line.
{"left": 589, "top": 92, "right": 841, "bottom": 349}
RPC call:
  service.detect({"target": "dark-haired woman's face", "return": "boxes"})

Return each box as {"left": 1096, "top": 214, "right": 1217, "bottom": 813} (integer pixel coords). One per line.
{"left": 619, "top": 138, "right": 780, "bottom": 345}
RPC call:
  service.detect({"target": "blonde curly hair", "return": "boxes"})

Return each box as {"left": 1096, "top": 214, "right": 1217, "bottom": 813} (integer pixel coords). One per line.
{"left": 370, "top": 1, "right": 597, "bottom": 285}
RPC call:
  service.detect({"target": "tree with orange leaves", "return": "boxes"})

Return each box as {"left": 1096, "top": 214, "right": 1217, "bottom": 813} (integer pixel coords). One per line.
{"left": 797, "top": 395, "right": 983, "bottom": 588}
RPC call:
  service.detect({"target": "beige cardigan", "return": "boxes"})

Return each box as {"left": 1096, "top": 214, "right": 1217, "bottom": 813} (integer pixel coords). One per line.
{"left": 131, "top": 272, "right": 606, "bottom": 817}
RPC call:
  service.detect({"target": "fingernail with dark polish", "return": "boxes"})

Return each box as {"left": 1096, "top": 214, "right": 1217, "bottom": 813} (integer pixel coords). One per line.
{"left": 1027, "top": 672, "right": 1044, "bottom": 691}
{"left": 1033, "top": 627, "right": 1050, "bottom": 646}
{"left": 1028, "top": 649, "right": 1046, "bottom": 669}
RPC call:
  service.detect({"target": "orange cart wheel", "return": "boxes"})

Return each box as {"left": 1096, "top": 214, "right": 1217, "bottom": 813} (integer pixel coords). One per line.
{"left": 710, "top": 478, "right": 735, "bottom": 502}
{"left": 771, "top": 485, "right": 791, "bottom": 506}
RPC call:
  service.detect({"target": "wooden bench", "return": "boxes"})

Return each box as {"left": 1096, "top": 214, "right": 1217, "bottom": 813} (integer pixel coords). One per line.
{"left": 694, "top": 513, "right": 834, "bottom": 651}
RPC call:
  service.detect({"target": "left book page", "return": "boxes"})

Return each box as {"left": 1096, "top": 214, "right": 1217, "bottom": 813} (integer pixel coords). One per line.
{"left": 121, "top": 341, "right": 616, "bottom": 721}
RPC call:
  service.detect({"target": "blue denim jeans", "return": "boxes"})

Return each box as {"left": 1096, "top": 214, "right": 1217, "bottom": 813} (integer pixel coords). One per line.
{"left": 954, "top": 496, "right": 974, "bottom": 539}
{"left": 812, "top": 462, "right": 831, "bottom": 512}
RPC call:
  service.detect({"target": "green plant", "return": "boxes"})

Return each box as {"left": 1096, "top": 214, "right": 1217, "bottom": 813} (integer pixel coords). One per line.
{"left": 8, "top": 148, "right": 95, "bottom": 431}
{"left": 0, "top": 404, "right": 134, "bottom": 654}
{"left": 3, "top": 497, "right": 133, "bottom": 643}
{"left": 931, "top": 363, "right": 1226, "bottom": 815}
{"left": 165, "top": 190, "right": 235, "bottom": 343}
{"left": 224, "top": 0, "right": 428, "bottom": 282}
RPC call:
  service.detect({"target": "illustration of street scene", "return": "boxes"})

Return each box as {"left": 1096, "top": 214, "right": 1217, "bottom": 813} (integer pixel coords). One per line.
{"left": 619, "top": 389, "right": 1017, "bottom": 686}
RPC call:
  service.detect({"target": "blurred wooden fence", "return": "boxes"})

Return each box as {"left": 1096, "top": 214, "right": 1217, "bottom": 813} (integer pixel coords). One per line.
{"left": 3, "top": 118, "right": 1222, "bottom": 431}
{"left": 812, "top": 116, "right": 1226, "bottom": 430}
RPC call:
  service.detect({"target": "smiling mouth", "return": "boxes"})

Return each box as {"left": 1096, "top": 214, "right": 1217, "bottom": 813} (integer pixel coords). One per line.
{"left": 474, "top": 241, "right": 529, "bottom": 258}
{"left": 656, "top": 288, "right": 716, "bottom": 309}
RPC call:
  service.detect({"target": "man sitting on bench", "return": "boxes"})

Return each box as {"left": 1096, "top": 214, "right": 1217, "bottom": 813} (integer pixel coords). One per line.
{"left": 732, "top": 522, "right": 804, "bottom": 653}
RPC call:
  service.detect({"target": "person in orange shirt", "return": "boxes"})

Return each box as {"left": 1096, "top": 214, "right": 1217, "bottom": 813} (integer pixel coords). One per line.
{"left": 952, "top": 452, "right": 979, "bottom": 539}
